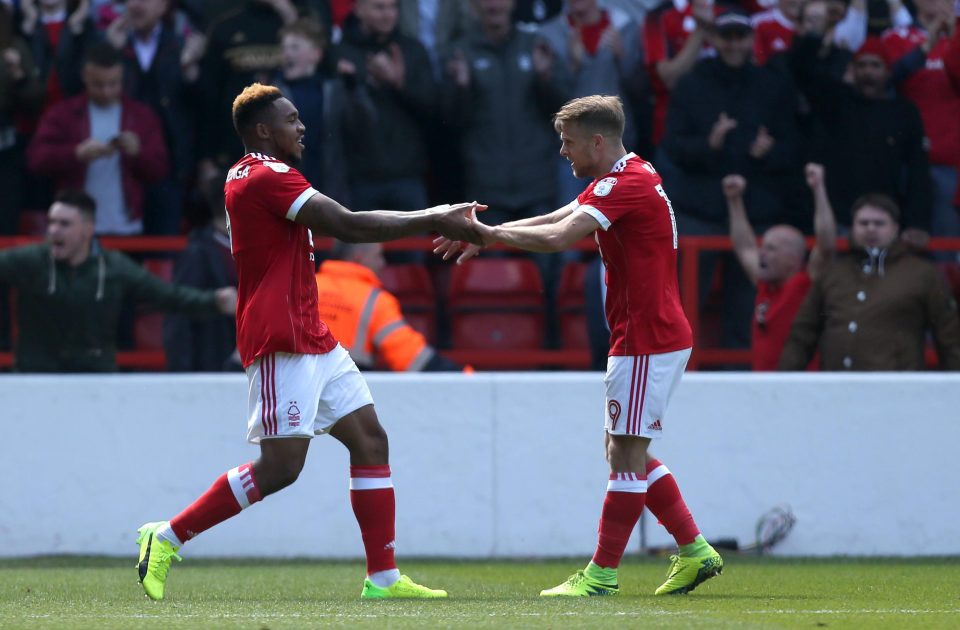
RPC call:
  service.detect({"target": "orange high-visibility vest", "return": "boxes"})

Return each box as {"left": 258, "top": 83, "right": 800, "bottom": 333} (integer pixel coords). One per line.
{"left": 315, "top": 260, "right": 434, "bottom": 371}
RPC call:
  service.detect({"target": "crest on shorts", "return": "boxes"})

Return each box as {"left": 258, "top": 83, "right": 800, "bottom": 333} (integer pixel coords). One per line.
{"left": 265, "top": 161, "right": 290, "bottom": 173}
{"left": 594, "top": 177, "right": 618, "bottom": 197}
{"left": 287, "top": 402, "right": 301, "bottom": 427}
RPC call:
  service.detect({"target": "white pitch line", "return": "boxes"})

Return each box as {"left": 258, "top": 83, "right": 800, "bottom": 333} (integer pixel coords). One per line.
{"left": 746, "top": 609, "right": 960, "bottom": 615}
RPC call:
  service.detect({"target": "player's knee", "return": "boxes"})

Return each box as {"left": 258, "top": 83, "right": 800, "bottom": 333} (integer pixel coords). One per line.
{"left": 352, "top": 424, "right": 389, "bottom": 463}
{"left": 255, "top": 456, "right": 305, "bottom": 493}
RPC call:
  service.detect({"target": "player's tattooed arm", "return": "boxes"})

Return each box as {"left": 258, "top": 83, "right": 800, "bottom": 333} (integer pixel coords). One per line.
{"left": 295, "top": 193, "right": 485, "bottom": 244}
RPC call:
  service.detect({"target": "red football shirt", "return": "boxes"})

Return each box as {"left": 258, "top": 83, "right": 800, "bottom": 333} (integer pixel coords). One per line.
{"left": 883, "top": 26, "right": 960, "bottom": 167}
{"left": 224, "top": 153, "right": 337, "bottom": 367}
{"left": 575, "top": 153, "right": 693, "bottom": 356}
{"left": 752, "top": 270, "right": 811, "bottom": 371}
{"left": 752, "top": 9, "right": 795, "bottom": 66}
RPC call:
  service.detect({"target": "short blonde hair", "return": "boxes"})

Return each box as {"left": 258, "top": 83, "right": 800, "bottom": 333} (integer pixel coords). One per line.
{"left": 553, "top": 95, "right": 625, "bottom": 138}
{"left": 232, "top": 83, "right": 283, "bottom": 134}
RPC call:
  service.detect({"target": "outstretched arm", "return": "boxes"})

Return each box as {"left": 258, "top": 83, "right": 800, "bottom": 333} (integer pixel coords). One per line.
{"left": 484, "top": 210, "right": 600, "bottom": 254}
{"left": 295, "top": 193, "right": 484, "bottom": 244}
{"left": 433, "top": 203, "right": 579, "bottom": 261}
{"left": 723, "top": 175, "right": 760, "bottom": 286}
{"left": 804, "top": 163, "right": 836, "bottom": 281}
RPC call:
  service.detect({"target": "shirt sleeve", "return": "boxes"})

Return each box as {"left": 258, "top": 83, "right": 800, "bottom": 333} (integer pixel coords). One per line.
{"left": 574, "top": 174, "right": 633, "bottom": 230}
{"left": 252, "top": 163, "right": 318, "bottom": 221}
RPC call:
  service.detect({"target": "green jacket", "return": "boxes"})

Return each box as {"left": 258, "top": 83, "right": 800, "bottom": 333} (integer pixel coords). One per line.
{"left": 0, "top": 242, "right": 220, "bottom": 372}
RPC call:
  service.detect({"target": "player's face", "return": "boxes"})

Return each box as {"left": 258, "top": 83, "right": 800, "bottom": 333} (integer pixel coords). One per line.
{"left": 83, "top": 63, "right": 124, "bottom": 107}
{"left": 47, "top": 203, "right": 95, "bottom": 263}
{"left": 267, "top": 98, "right": 306, "bottom": 165}
{"left": 852, "top": 206, "right": 898, "bottom": 249}
{"left": 558, "top": 122, "right": 599, "bottom": 179}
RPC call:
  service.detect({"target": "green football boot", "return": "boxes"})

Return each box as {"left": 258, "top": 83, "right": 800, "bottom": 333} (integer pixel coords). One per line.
{"left": 360, "top": 575, "right": 448, "bottom": 599}
{"left": 654, "top": 547, "right": 723, "bottom": 595}
{"left": 136, "top": 521, "right": 182, "bottom": 601}
{"left": 540, "top": 570, "right": 620, "bottom": 597}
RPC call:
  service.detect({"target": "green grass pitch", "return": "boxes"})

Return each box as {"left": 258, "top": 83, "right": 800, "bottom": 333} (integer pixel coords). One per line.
{"left": 2, "top": 556, "right": 958, "bottom": 629}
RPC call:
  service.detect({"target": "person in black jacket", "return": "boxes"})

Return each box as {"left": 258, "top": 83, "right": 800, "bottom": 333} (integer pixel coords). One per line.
{"left": 334, "top": 0, "right": 436, "bottom": 215}
{"left": 663, "top": 9, "right": 803, "bottom": 350}
{"left": 790, "top": 34, "right": 933, "bottom": 243}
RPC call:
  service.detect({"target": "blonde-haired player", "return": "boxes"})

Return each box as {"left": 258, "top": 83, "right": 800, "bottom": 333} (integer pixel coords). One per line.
{"left": 436, "top": 95, "right": 724, "bottom": 596}
{"left": 135, "top": 83, "right": 482, "bottom": 601}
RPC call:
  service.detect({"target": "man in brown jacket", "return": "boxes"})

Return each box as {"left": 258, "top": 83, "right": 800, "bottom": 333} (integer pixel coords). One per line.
{"left": 779, "top": 193, "right": 960, "bottom": 371}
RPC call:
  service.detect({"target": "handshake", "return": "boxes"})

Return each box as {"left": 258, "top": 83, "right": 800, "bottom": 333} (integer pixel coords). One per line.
{"left": 428, "top": 201, "right": 494, "bottom": 264}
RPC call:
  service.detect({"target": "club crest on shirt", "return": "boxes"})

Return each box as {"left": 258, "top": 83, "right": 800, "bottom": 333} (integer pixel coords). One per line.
{"left": 265, "top": 161, "right": 290, "bottom": 173}
{"left": 594, "top": 177, "right": 618, "bottom": 197}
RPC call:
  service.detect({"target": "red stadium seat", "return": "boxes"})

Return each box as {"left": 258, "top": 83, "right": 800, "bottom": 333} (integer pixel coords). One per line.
{"left": 18, "top": 212, "right": 48, "bottom": 236}
{"left": 448, "top": 258, "right": 544, "bottom": 350}
{"left": 557, "top": 262, "right": 590, "bottom": 350}
{"left": 379, "top": 264, "right": 436, "bottom": 343}
{"left": 134, "top": 259, "right": 175, "bottom": 351}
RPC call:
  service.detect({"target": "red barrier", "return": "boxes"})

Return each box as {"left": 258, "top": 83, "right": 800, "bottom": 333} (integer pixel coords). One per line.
{"left": 3, "top": 235, "right": 959, "bottom": 371}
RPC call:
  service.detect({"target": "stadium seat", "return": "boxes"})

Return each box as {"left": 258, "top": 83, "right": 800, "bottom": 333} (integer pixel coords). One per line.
{"left": 134, "top": 259, "right": 176, "bottom": 351}
{"left": 557, "top": 262, "right": 590, "bottom": 350}
{"left": 380, "top": 263, "right": 436, "bottom": 343}
{"left": 448, "top": 258, "right": 544, "bottom": 350}
{"left": 18, "top": 212, "right": 48, "bottom": 236}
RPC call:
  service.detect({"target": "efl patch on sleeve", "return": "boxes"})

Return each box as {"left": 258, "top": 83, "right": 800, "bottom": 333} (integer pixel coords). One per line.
{"left": 266, "top": 161, "right": 291, "bottom": 173}
{"left": 593, "top": 177, "right": 618, "bottom": 197}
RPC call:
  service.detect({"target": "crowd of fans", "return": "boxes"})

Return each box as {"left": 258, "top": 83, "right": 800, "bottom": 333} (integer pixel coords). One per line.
{"left": 0, "top": 0, "right": 958, "bottom": 372}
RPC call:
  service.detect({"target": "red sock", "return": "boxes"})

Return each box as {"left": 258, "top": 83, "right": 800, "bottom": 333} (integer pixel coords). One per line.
{"left": 592, "top": 472, "right": 647, "bottom": 569}
{"left": 645, "top": 458, "right": 700, "bottom": 546}
{"left": 349, "top": 465, "right": 397, "bottom": 575}
{"left": 170, "top": 463, "right": 262, "bottom": 543}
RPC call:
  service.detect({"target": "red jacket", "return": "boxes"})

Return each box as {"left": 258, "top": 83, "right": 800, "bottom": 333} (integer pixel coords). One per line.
{"left": 26, "top": 94, "right": 169, "bottom": 220}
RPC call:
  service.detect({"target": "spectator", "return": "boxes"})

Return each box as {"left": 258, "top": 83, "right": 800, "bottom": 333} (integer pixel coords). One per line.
{"left": 663, "top": 9, "right": 802, "bottom": 348}
{"left": 791, "top": 34, "right": 933, "bottom": 237}
{"left": 105, "top": 0, "right": 204, "bottom": 235}
{"left": 0, "top": 190, "right": 237, "bottom": 372}
{"left": 26, "top": 42, "right": 169, "bottom": 235}
{"left": 831, "top": 0, "right": 912, "bottom": 52}
{"left": 197, "top": 0, "right": 302, "bottom": 173}
{"left": 513, "top": 0, "right": 562, "bottom": 25}
{"left": 163, "top": 172, "right": 239, "bottom": 372}
{"left": 787, "top": 0, "right": 854, "bottom": 80}
{"left": 752, "top": 0, "right": 802, "bottom": 65}
{"left": 336, "top": 0, "right": 436, "bottom": 214}
{"left": 724, "top": 163, "right": 837, "bottom": 371}
{"left": 538, "top": 0, "right": 642, "bottom": 203}
{"left": 642, "top": 0, "right": 716, "bottom": 147}
{"left": 442, "top": 0, "right": 570, "bottom": 228}
{"left": 18, "top": 0, "right": 95, "bottom": 104}
{"left": 0, "top": 4, "right": 45, "bottom": 235}
{"left": 780, "top": 193, "right": 960, "bottom": 370}
{"left": 397, "top": 0, "right": 474, "bottom": 76}
{"left": 884, "top": 0, "right": 960, "bottom": 244}
{"left": 315, "top": 241, "right": 466, "bottom": 371}
{"left": 272, "top": 16, "right": 348, "bottom": 200}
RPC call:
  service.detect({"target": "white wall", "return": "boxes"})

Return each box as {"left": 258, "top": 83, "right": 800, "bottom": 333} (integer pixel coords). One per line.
{"left": 2, "top": 373, "right": 958, "bottom": 558}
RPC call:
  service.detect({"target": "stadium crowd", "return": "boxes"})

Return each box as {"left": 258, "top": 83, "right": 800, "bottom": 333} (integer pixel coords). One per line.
{"left": 0, "top": 0, "right": 959, "bottom": 372}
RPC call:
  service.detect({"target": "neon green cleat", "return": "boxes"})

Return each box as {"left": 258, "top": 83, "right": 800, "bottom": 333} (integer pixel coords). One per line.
{"left": 540, "top": 570, "right": 619, "bottom": 597}
{"left": 360, "top": 575, "right": 448, "bottom": 599}
{"left": 654, "top": 547, "right": 723, "bottom": 595}
{"left": 136, "top": 521, "right": 182, "bottom": 601}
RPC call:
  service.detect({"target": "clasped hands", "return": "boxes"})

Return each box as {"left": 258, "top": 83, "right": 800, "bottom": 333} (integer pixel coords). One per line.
{"left": 430, "top": 202, "right": 493, "bottom": 264}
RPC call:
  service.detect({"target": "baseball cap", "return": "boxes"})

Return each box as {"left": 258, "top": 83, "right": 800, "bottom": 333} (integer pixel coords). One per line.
{"left": 714, "top": 9, "right": 753, "bottom": 34}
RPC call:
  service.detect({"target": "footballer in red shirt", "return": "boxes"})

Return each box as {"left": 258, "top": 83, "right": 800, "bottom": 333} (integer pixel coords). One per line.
{"left": 435, "top": 95, "right": 722, "bottom": 597}
{"left": 134, "top": 83, "right": 482, "bottom": 602}
{"left": 723, "top": 164, "right": 837, "bottom": 371}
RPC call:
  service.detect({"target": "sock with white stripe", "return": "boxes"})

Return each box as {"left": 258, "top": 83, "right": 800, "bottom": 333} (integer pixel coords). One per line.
{"left": 350, "top": 465, "right": 398, "bottom": 584}
{"left": 645, "top": 457, "right": 701, "bottom": 549}
{"left": 591, "top": 472, "right": 647, "bottom": 570}
{"left": 162, "top": 463, "right": 263, "bottom": 546}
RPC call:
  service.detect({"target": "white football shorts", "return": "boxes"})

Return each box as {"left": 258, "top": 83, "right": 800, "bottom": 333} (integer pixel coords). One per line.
{"left": 603, "top": 348, "right": 692, "bottom": 439}
{"left": 245, "top": 344, "right": 374, "bottom": 443}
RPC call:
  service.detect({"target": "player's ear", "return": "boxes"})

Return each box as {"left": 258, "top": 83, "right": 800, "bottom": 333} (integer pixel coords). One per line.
{"left": 255, "top": 121, "right": 271, "bottom": 140}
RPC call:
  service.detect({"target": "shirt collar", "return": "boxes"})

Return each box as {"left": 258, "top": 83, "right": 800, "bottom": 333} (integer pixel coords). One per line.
{"left": 611, "top": 152, "right": 637, "bottom": 173}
